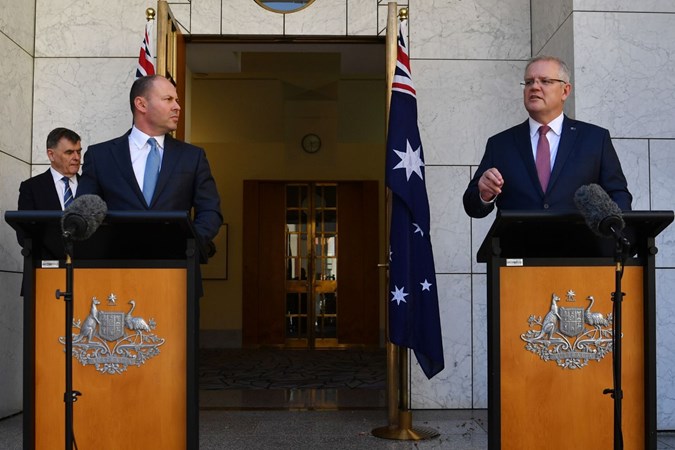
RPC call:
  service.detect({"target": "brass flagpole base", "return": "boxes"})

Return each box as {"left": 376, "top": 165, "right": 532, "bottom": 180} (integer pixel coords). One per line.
{"left": 372, "top": 411, "right": 439, "bottom": 441}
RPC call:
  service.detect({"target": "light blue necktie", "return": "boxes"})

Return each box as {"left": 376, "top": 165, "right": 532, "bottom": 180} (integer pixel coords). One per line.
{"left": 142, "top": 137, "right": 160, "bottom": 205}
{"left": 62, "top": 176, "right": 73, "bottom": 209}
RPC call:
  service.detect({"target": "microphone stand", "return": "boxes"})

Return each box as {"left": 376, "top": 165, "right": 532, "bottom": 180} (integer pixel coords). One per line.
{"left": 603, "top": 229, "right": 630, "bottom": 450}
{"left": 56, "top": 237, "right": 81, "bottom": 450}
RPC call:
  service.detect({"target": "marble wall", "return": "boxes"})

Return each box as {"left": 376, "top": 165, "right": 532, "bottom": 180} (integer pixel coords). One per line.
{"left": 32, "top": 0, "right": 147, "bottom": 160}
{"left": 0, "top": 0, "right": 34, "bottom": 419}
{"left": 1, "top": 0, "right": 674, "bottom": 428}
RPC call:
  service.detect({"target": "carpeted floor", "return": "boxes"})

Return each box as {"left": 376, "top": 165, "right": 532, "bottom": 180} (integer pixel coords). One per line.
{"left": 199, "top": 348, "right": 386, "bottom": 391}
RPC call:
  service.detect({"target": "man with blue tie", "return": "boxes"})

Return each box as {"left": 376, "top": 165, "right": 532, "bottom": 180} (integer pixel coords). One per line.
{"left": 16, "top": 128, "right": 82, "bottom": 293}
{"left": 463, "top": 56, "right": 632, "bottom": 218}
{"left": 78, "top": 75, "right": 223, "bottom": 247}
{"left": 18, "top": 127, "right": 82, "bottom": 213}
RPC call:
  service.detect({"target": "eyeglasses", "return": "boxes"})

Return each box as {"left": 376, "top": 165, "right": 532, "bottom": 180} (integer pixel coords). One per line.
{"left": 520, "top": 78, "right": 568, "bottom": 88}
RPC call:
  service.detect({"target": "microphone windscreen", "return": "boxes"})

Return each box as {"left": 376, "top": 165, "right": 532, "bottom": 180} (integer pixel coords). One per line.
{"left": 574, "top": 184, "right": 624, "bottom": 237}
{"left": 61, "top": 194, "right": 108, "bottom": 240}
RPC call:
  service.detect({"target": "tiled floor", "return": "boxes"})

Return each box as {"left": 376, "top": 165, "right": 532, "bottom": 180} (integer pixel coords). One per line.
{"left": 3, "top": 408, "right": 675, "bottom": 449}
{"left": 2, "top": 349, "right": 675, "bottom": 448}
{"left": 197, "top": 409, "right": 489, "bottom": 449}
{"left": 1, "top": 408, "right": 487, "bottom": 449}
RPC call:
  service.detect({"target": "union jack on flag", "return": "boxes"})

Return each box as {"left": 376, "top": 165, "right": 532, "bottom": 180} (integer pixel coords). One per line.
{"left": 385, "top": 18, "right": 444, "bottom": 379}
{"left": 136, "top": 20, "right": 155, "bottom": 78}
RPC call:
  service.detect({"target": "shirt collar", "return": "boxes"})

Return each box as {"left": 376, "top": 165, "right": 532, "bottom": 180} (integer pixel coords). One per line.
{"left": 130, "top": 125, "right": 165, "bottom": 150}
{"left": 528, "top": 112, "right": 564, "bottom": 138}
{"left": 50, "top": 167, "right": 74, "bottom": 182}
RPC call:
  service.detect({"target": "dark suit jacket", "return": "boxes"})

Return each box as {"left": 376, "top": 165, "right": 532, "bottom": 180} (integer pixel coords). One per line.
{"left": 463, "top": 116, "right": 632, "bottom": 218}
{"left": 17, "top": 169, "right": 78, "bottom": 247}
{"left": 16, "top": 169, "right": 76, "bottom": 293}
{"left": 77, "top": 131, "right": 223, "bottom": 243}
{"left": 18, "top": 168, "right": 63, "bottom": 212}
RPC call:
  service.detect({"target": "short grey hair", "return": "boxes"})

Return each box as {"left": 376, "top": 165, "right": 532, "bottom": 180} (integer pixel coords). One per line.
{"left": 47, "top": 127, "right": 81, "bottom": 149}
{"left": 525, "top": 56, "right": 571, "bottom": 83}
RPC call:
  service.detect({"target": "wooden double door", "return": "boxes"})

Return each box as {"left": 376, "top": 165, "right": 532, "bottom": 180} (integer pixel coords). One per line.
{"left": 243, "top": 180, "right": 379, "bottom": 348}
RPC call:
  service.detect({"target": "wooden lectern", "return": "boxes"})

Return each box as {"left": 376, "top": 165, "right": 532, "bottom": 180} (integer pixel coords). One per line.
{"left": 478, "top": 210, "right": 673, "bottom": 450}
{"left": 6, "top": 210, "right": 204, "bottom": 450}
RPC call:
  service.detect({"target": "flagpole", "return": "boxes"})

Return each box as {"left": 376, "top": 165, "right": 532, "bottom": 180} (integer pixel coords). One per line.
{"left": 372, "top": 5, "right": 440, "bottom": 441}
{"left": 145, "top": 7, "right": 156, "bottom": 72}
{"left": 146, "top": 7, "right": 155, "bottom": 22}
{"left": 156, "top": 0, "right": 168, "bottom": 75}
{"left": 384, "top": 1, "right": 400, "bottom": 430}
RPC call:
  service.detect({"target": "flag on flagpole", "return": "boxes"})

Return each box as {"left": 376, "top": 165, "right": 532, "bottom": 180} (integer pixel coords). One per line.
{"left": 136, "top": 20, "right": 155, "bottom": 78}
{"left": 385, "top": 18, "right": 444, "bottom": 380}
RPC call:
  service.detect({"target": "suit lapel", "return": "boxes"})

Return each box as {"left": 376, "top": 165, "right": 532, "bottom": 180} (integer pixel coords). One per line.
{"left": 514, "top": 120, "right": 543, "bottom": 195}
{"left": 548, "top": 116, "right": 578, "bottom": 191}
{"left": 39, "top": 169, "right": 63, "bottom": 210}
{"left": 110, "top": 132, "right": 147, "bottom": 206}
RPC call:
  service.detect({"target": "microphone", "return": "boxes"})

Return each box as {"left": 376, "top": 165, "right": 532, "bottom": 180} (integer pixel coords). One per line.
{"left": 61, "top": 195, "right": 108, "bottom": 241}
{"left": 574, "top": 184, "right": 625, "bottom": 239}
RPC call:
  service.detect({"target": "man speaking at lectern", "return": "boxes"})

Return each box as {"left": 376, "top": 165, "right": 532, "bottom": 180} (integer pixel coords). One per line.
{"left": 78, "top": 75, "right": 222, "bottom": 248}
{"left": 463, "top": 56, "right": 632, "bottom": 218}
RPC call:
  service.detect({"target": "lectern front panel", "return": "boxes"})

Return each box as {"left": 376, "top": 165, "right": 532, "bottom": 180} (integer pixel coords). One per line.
{"left": 34, "top": 268, "right": 187, "bottom": 450}
{"left": 499, "top": 265, "right": 644, "bottom": 450}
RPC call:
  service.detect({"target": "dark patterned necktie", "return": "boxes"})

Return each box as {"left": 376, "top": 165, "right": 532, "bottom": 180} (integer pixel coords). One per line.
{"left": 62, "top": 176, "right": 73, "bottom": 209}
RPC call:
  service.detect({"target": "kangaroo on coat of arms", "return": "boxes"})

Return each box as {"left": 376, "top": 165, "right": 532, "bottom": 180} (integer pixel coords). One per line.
{"left": 72, "top": 297, "right": 101, "bottom": 343}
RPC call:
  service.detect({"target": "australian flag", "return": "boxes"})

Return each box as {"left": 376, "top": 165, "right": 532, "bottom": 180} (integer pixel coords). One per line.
{"left": 385, "top": 19, "right": 444, "bottom": 379}
{"left": 136, "top": 20, "right": 155, "bottom": 78}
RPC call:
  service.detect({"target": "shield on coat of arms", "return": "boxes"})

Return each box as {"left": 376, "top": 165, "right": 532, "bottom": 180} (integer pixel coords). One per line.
{"left": 559, "top": 307, "right": 585, "bottom": 337}
{"left": 98, "top": 311, "right": 125, "bottom": 341}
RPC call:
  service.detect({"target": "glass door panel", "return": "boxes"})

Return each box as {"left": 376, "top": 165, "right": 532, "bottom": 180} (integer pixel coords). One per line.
{"left": 285, "top": 183, "right": 338, "bottom": 348}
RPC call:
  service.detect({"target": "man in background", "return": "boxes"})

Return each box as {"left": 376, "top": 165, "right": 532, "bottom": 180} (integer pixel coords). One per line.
{"left": 17, "top": 127, "right": 82, "bottom": 245}
{"left": 18, "top": 127, "right": 82, "bottom": 213}
{"left": 16, "top": 127, "right": 82, "bottom": 292}
{"left": 463, "top": 55, "right": 632, "bottom": 218}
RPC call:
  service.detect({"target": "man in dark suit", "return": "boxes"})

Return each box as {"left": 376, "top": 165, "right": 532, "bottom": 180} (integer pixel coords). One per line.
{"left": 17, "top": 127, "right": 82, "bottom": 249}
{"left": 463, "top": 56, "right": 632, "bottom": 218}
{"left": 77, "top": 75, "right": 222, "bottom": 245}
{"left": 16, "top": 128, "right": 82, "bottom": 293}
{"left": 18, "top": 127, "right": 82, "bottom": 213}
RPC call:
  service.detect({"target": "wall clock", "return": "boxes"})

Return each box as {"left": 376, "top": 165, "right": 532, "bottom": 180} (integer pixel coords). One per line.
{"left": 301, "top": 133, "right": 321, "bottom": 153}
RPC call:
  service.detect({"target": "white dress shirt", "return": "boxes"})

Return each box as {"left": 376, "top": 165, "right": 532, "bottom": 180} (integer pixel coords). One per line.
{"left": 129, "top": 126, "right": 165, "bottom": 189}
{"left": 50, "top": 167, "right": 78, "bottom": 210}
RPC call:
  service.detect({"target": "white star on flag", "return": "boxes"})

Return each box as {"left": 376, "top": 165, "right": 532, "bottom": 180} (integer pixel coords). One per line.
{"left": 393, "top": 139, "right": 425, "bottom": 181}
{"left": 413, "top": 223, "right": 424, "bottom": 236}
{"left": 420, "top": 279, "right": 432, "bottom": 291}
{"left": 390, "top": 285, "right": 409, "bottom": 305}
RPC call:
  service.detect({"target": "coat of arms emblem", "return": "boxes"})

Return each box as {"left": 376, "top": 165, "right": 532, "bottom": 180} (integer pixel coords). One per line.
{"left": 59, "top": 293, "right": 165, "bottom": 374}
{"left": 520, "top": 290, "right": 614, "bottom": 369}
